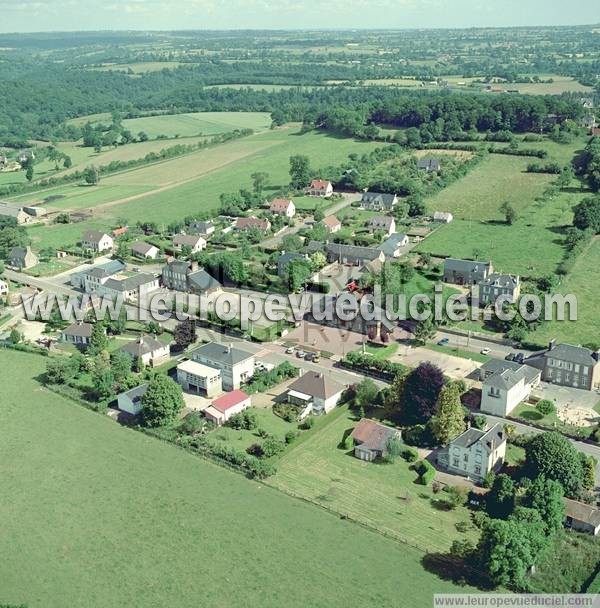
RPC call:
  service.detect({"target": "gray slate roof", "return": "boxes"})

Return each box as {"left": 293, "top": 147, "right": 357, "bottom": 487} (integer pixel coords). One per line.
{"left": 451, "top": 423, "right": 505, "bottom": 451}
{"left": 417, "top": 157, "right": 441, "bottom": 171}
{"left": 378, "top": 233, "right": 408, "bottom": 257}
{"left": 63, "top": 322, "right": 94, "bottom": 338}
{"left": 188, "top": 269, "right": 221, "bottom": 291}
{"left": 103, "top": 272, "right": 156, "bottom": 292}
{"left": 482, "top": 273, "right": 519, "bottom": 288}
{"left": 288, "top": 371, "right": 344, "bottom": 400}
{"left": 82, "top": 230, "right": 109, "bottom": 243}
{"left": 121, "top": 335, "right": 166, "bottom": 358}
{"left": 131, "top": 241, "right": 157, "bottom": 255}
{"left": 480, "top": 358, "right": 541, "bottom": 387}
{"left": 326, "top": 242, "right": 383, "bottom": 261}
{"left": 191, "top": 341, "right": 254, "bottom": 366}
{"left": 444, "top": 258, "right": 491, "bottom": 273}
{"left": 361, "top": 192, "right": 397, "bottom": 207}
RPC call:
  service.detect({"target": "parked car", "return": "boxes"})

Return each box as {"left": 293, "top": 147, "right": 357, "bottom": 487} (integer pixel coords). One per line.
{"left": 514, "top": 353, "right": 524, "bottom": 363}
{"left": 304, "top": 352, "right": 314, "bottom": 362}
{"left": 480, "top": 347, "right": 491, "bottom": 355}
{"left": 312, "top": 353, "right": 321, "bottom": 363}
{"left": 285, "top": 346, "right": 295, "bottom": 354}
{"left": 437, "top": 338, "right": 450, "bottom": 346}
{"left": 505, "top": 353, "right": 516, "bottom": 361}
{"left": 296, "top": 350, "right": 306, "bottom": 359}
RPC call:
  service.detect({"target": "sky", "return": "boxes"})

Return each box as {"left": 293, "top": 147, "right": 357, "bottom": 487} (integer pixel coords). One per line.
{"left": 0, "top": 0, "right": 598, "bottom": 33}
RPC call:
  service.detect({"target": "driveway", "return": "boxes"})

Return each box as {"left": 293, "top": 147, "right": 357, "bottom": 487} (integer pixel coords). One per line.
{"left": 532, "top": 382, "right": 600, "bottom": 411}
{"left": 391, "top": 343, "right": 480, "bottom": 380}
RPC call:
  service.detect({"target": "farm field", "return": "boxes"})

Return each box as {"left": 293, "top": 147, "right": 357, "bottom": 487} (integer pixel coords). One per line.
{"left": 0, "top": 350, "right": 473, "bottom": 608}
{"left": 90, "top": 61, "right": 185, "bottom": 73}
{"left": 268, "top": 407, "right": 477, "bottom": 554}
{"left": 512, "top": 76, "right": 594, "bottom": 95}
{"left": 529, "top": 237, "right": 600, "bottom": 348}
{"left": 21, "top": 128, "right": 380, "bottom": 249}
{"left": 424, "top": 155, "right": 554, "bottom": 221}
{"left": 418, "top": 189, "right": 585, "bottom": 277}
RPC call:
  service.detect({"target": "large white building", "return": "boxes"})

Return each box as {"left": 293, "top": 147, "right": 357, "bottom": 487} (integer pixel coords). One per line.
{"left": 190, "top": 342, "right": 255, "bottom": 391}
{"left": 176, "top": 360, "right": 223, "bottom": 397}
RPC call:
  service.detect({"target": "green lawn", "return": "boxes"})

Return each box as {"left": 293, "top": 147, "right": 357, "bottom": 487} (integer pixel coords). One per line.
{"left": 0, "top": 350, "right": 475, "bottom": 608}
{"left": 269, "top": 406, "right": 477, "bottom": 554}
{"left": 530, "top": 237, "right": 600, "bottom": 347}
{"left": 511, "top": 402, "right": 596, "bottom": 440}
{"left": 363, "top": 342, "right": 399, "bottom": 359}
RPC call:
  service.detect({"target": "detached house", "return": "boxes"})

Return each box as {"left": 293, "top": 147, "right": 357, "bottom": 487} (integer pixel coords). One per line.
{"left": 360, "top": 192, "right": 398, "bottom": 211}
{"left": 81, "top": 230, "right": 113, "bottom": 253}
{"left": 120, "top": 335, "right": 170, "bottom": 367}
{"left": 0, "top": 203, "right": 33, "bottom": 225}
{"left": 564, "top": 498, "right": 600, "bottom": 536}
{"left": 235, "top": 216, "right": 271, "bottom": 232}
{"left": 479, "top": 273, "right": 521, "bottom": 305}
{"left": 117, "top": 384, "right": 148, "bottom": 416}
{"left": 378, "top": 233, "right": 409, "bottom": 258}
{"left": 62, "top": 322, "right": 95, "bottom": 350}
{"left": 308, "top": 179, "right": 333, "bottom": 198}
{"left": 417, "top": 157, "right": 441, "bottom": 172}
{"left": 443, "top": 258, "right": 493, "bottom": 285}
{"left": 479, "top": 358, "right": 541, "bottom": 417}
{"left": 437, "top": 423, "right": 507, "bottom": 482}
{"left": 173, "top": 234, "right": 206, "bottom": 254}
{"left": 325, "top": 242, "right": 385, "bottom": 266}
{"left": 131, "top": 241, "right": 160, "bottom": 260}
{"left": 269, "top": 198, "right": 296, "bottom": 218}
{"left": 8, "top": 246, "right": 38, "bottom": 269}
{"left": 188, "top": 220, "right": 215, "bottom": 236}
{"left": 286, "top": 371, "right": 345, "bottom": 415}
{"left": 190, "top": 342, "right": 255, "bottom": 391}
{"left": 350, "top": 418, "right": 401, "bottom": 462}
{"left": 526, "top": 341, "right": 600, "bottom": 391}
{"left": 322, "top": 215, "right": 341, "bottom": 233}
{"left": 204, "top": 390, "right": 252, "bottom": 426}
{"left": 433, "top": 211, "right": 453, "bottom": 223}
{"left": 368, "top": 215, "right": 396, "bottom": 237}
{"left": 162, "top": 260, "right": 222, "bottom": 296}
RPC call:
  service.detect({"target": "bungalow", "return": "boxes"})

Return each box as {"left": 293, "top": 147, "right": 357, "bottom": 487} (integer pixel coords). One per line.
{"left": 0, "top": 204, "right": 33, "bottom": 225}
{"left": 286, "top": 371, "right": 345, "bottom": 415}
{"left": 131, "top": 241, "right": 160, "bottom": 260}
{"left": 173, "top": 233, "right": 206, "bottom": 254}
{"left": 81, "top": 230, "right": 113, "bottom": 253}
{"left": 322, "top": 215, "right": 342, "bottom": 233}
{"left": 325, "top": 243, "right": 385, "bottom": 266}
{"left": 190, "top": 341, "right": 255, "bottom": 390}
{"left": 117, "top": 384, "right": 148, "bottom": 416}
{"left": 378, "top": 233, "right": 409, "bottom": 258}
{"left": 270, "top": 198, "right": 296, "bottom": 218}
{"left": 120, "top": 335, "right": 170, "bottom": 367}
{"left": 368, "top": 215, "right": 396, "bottom": 236}
{"left": 437, "top": 424, "right": 506, "bottom": 482}
{"left": 417, "top": 157, "right": 441, "bottom": 172}
{"left": 433, "top": 211, "right": 454, "bottom": 223}
{"left": 235, "top": 216, "right": 271, "bottom": 232}
{"left": 98, "top": 271, "right": 159, "bottom": 301}
{"left": 349, "top": 418, "right": 401, "bottom": 462}
{"left": 62, "top": 321, "right": 95, "bottom": 350}
{"left": 308, "top": 179, "right": 333, "bottom": 198}
{"left": 188, "top": 220, "right": 215, "bottom": 236}
{"left": 443, "top": 258, "right": 493, "bottom": 285}
{"left": 479, "top": 359, "right": 541, "bottom": 417}
{"left": 176, "top": 360, "right": 222, "bottom": 397}
{"left": 479, "top": 273, "right": 521, "bottom": 306}
{"left": 204, "top": 390, "right": 252, "bottom": 426}
{"left": 360, "top": 192, "right": 398, "bottom": 211}
{"left": 564, "top": 498, "right": 600, "bottom": 536}
{"left": 8, "top": 246, "right": 38, "bottom": 270}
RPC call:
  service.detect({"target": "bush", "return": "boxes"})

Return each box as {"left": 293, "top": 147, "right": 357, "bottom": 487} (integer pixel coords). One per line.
{"left": 401, "top": 447, "right": 419, "bottom": 462}
{"left": 343, "top": 433, "right": 354, "bottom": 450}
{"left": 285, "top": 430, "right": 300, "bottom": 444}
{"left": 261, "top": 435, "right": 286, "bottom": 458}
{"left": 299, "top": 416, "right": 314, "bottom": 430}
{"left": 414, "top": 459, "right": 436, "bottom": 485}
{"left": 536, "top": 399, "right": 555, "bottom": 416}
{"left": 227, "top": 410, "right": 258, "bottom": 430}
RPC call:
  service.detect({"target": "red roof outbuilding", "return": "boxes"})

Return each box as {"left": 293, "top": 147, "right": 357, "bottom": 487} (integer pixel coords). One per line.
{"left": 211, "top": 389, "right": 250, "bottom": 413}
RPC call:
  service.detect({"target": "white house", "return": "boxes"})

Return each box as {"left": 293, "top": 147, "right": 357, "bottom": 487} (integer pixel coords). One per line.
{"left": 81, "top": 230, "right": 113, "bottom": 253}
{"left": 117, "top": 384, "right": 148, "bottom": 416}
{"left": 437, "top": 424, "right": 507, "bottom": 482}
{"left": 322, "top": 215, "right": 341, "bottom": 233}
{"left": 269, "top": 198, "right": 296, "bottom": 218}
{"left": 120, "top": 335, "right": 170, "bottom": 367}
{"left": 190, "top": 342, "right": 255, "bottom": 391}
{"left": 286, "top": 371, "right": 345, "bottom": 415}
{"left": 131, "top": 241, "right": 160, "bottom": 260}
{"left": 368, "top": 215, "right": 396, "bottom": 237}
{"left": 433, "top": 211, "right": 454, "bottom": 223}
{"left": 308, "top": 179, "right": 333, "bottom": 198}
{"left": 176, "top": 360, "right": 223, "bottom": 397}
{"left": 203, "top": 390, "right": 252, "bottom": 426}
{"left": 173, "top": 234, "right": 206, "bottom": 254}
{"left": 479, "top": 359, "right": 541, "bottom": 417}
{"left": 62, "top": 322, "right": 95, "bottom": 350}
{"left": 97, "top": 271, "right": 159, "bottom": 302}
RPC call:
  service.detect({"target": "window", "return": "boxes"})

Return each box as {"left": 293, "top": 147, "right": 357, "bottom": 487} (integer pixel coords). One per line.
{"left": 474, "top": 466, "right": 481, "bottom": 475}
{"left": 452, "top": 458, "right": 459, "bottom": 467}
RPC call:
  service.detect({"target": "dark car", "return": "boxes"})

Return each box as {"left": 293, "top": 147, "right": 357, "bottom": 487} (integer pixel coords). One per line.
{"left": 505, "top": 353, "right": 515, "bottom": 361}
{"left": 304, "top": 352, "right": 314, "bottom": 362}
{"left": 437, "top": 338, "right": 450, "bottom": 346}
{"left": 514, "top": 353, "right": 524, "bottom": 364}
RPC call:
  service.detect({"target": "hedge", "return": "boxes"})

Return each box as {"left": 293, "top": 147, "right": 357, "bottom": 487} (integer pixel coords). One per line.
{"left": 414, "top": 459, "right": 436, "bottom": 485}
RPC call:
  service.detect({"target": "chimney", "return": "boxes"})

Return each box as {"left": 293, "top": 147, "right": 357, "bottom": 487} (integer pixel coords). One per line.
{"left": 226, "top": 343, "right": 232, "bottom": 354}
{"left": 593, "top": 351, "right": 600, "bottom": 362}
{"left": 190, "top": 260, "right": 199, "bottom": 272}
{"left": 548, "top": 339, "right": 556, "bottom": 352}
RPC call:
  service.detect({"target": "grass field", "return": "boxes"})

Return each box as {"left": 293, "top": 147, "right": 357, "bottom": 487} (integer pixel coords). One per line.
{"left": 530, "top": 237, "right": 600, "bottom": 347}
{"left": 0, "top": 350, "right": 474, "bottom": 608}
{"left": 268, "top": 406, "right": 477, "bottom": 554}
{"left": 91, "top": 61, "right": 185, "bottom": 73}
{"left": 20, "top": 129, "right": 380, "bottom": 249}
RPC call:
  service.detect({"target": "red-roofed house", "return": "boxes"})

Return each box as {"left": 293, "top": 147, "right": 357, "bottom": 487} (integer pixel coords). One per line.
{"left": 113, "top": 226, "right": 128, "bottom": 237}
{"left": 204, "top": 389, "right": 252, "bottom": 426}
{"left": 269, "top": 198, "right": 296, "bottom": 218}
{"left": 235, "top": 216, "right": 271, "bottom": 232}
{"left": 308, "top": 179, "right": 333, "bottom": 198}
{"left": 350, "top": 418, "right": 401, "bottom": 462}
{"left": 322, "top": 215, "right": 341, "bottom": 233}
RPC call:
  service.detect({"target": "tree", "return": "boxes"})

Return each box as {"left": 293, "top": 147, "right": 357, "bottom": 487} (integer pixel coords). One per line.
{"left": 486, "top": 474, "right": 516, "bottom": 520}
{"left": 525, "top": 431, "right": 584, "bottom": 498}
{"left": 45, "top": 358, "right": 77, "bottom": 384}
{"left": 281, "top": 234, "right": 303, "bottom": 252}
{"left": 289, "top": 154, "right": 311, "bottom": 189}
{"left": 250, "top": 171, "right": 269, "bottom": 196}
{"left": 9, "top": 328, "right": 23, "bottom": 345}
{"left": 141, "top": 375, "right": 185, "bottom": 427}
{"left": 431, "top": 384, "right": 465, "bottom": 445}
{"left": 573, "top": 197, "right": 600, "bottom": 233}
{"left": 286, "top": 258, "right": 312, "bottom": 293}
{"left": 88, "top": 323, "right": 108, "bottom": 355}
{"left": 115, "top": 240, "right": 130, "bottom": 261}
{"left": 500, "top": 201, "right": 517, "bottom": 225}
{"left": 413, "top": 317, "right": 437, "bottom": 345}
{"left": 354, "top": 378, "right": 379, "bottom": 410}
{"left": 111, "top": 351, "right": 132, "bottom": 384}
{"left": 523, "top": 476, "right": 565, "bottom": 534}
{"left": 261, "top": 435, "right": 286, "bottom": 458}
{"left": 63, "top": 155, "right": 72, "bottom": 169}
{"left": 536, "top": 399, "right": 555, "bottom": 416}
{"left": 91, "top": 354, "right": 115, "bottom": 401}
{"left": 310, "top": 250, "right": 326, "bottom": 272}
{"left": 83, "top": 165, "right": 100, "bottom": 185}
{"left": 400, "top": 362, "right": 445, "bottom": 425}
{"left": 25, "top": 165, "right": 34, "bottom": 182}
{"left": 313, "top": 205, "right": 324, "bottom": 222}
{"left": 173, "top": 319, "right": 196, "bottom": 349}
